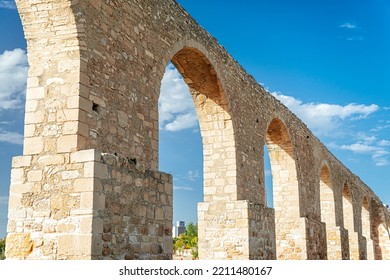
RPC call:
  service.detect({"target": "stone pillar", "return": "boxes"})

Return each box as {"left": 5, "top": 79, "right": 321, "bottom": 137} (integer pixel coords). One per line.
{"left": 198, "top": 200, "right": 250, "bottom": 259}
{"left": 6, "top": 150, "right": 102, "bottom": 259}
{"left": 6, "top": 0, "right": 90, "bottom": 259}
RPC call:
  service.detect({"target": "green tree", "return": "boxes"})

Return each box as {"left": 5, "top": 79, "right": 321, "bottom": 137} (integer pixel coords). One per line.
{"left": 0, "top": 238, "right": 5, "bottom": 260}
{"left": 173, "top": 222, "right": 198, "bottom": 259}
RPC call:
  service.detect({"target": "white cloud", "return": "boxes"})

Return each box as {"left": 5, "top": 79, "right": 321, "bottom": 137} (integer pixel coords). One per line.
{"left": 187, "top": 170, "right": 200, "bottom": 181}
{"left": 371, "top": 124, "right": 390, "bottom": 132}
{"left": 340, "top": 142, "right": 389, "bottom": 166}
{"left": 0, "top": 48, "right": 28, "bottom": 110}
{"left": 340, "top": 22, "right": 357, "bottom": 29}
{"left": 173, "top": 185, "right": 194, "bottom": 191}
{"left": 340, "top": 143, "right": 378, "bottom": 153}
{"left": 0, "top": 1, "right": 16, "bottom": 10}
{"left": 0, "top": 129, "right": 23, "bottom": 145}
{"left": 379, "top": 140, "right": 390, "bottom": 147}
{"left": 159, "top": 64, "right": 198, "bottom": 132}
{"left": 272, "top": 92, "right": 378, "bottom": 136}
{"left": 165, "top": 112, "right": 198, "bottom": 132}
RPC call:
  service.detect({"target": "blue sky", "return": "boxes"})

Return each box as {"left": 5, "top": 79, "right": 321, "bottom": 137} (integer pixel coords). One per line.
{"left": 0, "top": 0, "right": 389, "bottom": 237}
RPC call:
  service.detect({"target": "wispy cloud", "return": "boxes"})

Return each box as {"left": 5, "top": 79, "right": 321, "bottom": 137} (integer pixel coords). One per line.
{"left": 379, "top": 140, "right": 390, "bottom": 147}
{"left": 0, "top": 129, "right": 23, "bottom": 145}
{"left": 339, "top": 134, "right": 390, "bottom": 166}
{"left": 272, "top": 92, "right": 378, "bottom": 136}
{"left": 187, "top": 170, "right": 200, "bottom": 181}
{"left": 339, "top": 22, "right": 363, "bottom": 41}
{"left": 345, "top": 36, "right": 364, "bottom": 41}
{"left": 173, "top": 185, "right": 194, "bottom": 191}
{"left": 273, "top": 92, "right": 388, "bottom": 166}
{"left": 340, "top": 22, "right": 357, "bottom": 29}
{"left": 340, "top": 143, "right": 389, "bottom": 166}
{"left": 371, "top": 123, "right": 390, "bottom": 133}
{"left": 159, "top": 63, "right": 199, "bottom": 132}
{"left": 0, "top": 48, "right": 28, "bottom": 110}
{"left": 0, "top": 1, "right": 17, "bottom": 10}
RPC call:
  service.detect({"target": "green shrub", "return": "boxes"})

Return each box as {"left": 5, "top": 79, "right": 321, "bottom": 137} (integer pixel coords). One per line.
{"left": 0, "top": 238, "right": 5, "bottom": 260}
{"left": 173, "top": 222, "right": 198, "bottom": 259}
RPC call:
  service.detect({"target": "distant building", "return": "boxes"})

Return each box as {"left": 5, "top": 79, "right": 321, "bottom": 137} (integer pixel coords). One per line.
{"left": 173, "top": 221, "right": 186, "bottom": 237}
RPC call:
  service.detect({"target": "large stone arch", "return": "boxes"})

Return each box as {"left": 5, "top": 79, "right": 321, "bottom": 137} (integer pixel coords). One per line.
{"left": 361, "top": 196, "right": 374, "bottom": 259}
{"left": 158, "top": 41, "right": 242, "bottom": 259}
{"left": 319, "top": 161, "right": 341, "bottom": 259}
{"left": 265, "top": 117, "right": 306, "bottom": 259}
{"left": 160, "top": 40, "right": 237, "bottom": 202}
{"left": 342, "top": 183, "right": 360, "bottom": 259}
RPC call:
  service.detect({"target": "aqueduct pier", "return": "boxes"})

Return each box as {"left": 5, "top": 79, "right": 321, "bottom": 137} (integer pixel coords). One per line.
{"left": 5, "top": 0, "right": 390, "bottom": 259}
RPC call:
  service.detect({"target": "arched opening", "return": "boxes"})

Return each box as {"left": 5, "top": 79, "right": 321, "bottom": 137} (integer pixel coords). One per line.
{"left": 265, "top": 118, "right": 305, "bottom": 259}
{"left": 319, "top": 164, "right": 341, "bottom": 259}
{"left": 159, "top": 62, "right": 203, "bottom": 250}
{"left": 158, "top": 47, "right": 237, "bottom": 259}
{"left": 361, "top": 196, "right": 374, "bottom": 259}
{"left": 342, "top": 184, "right": 359, "bottom": 259}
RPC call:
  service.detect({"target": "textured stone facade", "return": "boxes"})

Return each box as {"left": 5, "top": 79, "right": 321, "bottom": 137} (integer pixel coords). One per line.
{"left": 6, "top": 0, "right": 390, "bottom": 260}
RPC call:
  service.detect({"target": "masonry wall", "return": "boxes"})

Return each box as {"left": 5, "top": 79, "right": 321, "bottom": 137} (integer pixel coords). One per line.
{"left": 6, "top": 0, "right": 390, "bottom": 259}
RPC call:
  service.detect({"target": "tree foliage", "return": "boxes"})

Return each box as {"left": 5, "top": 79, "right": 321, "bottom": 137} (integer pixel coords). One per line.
{"left": 0, "top": 238, "right": 5, "bottom": 260}
{"left": 173, "top": 222, "right": 198, "bottom": 259}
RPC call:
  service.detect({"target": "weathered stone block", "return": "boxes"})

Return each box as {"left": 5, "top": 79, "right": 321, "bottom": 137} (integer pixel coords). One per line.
{"left": 24, "top": 137, "right": 44, "bottom": 155}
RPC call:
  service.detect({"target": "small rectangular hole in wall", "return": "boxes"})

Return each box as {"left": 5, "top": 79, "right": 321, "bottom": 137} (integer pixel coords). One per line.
{"left": 92, "top": 102, "right": 99, "bottom": 112}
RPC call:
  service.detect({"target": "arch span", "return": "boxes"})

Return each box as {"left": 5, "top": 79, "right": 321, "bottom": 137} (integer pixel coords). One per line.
{"left": 319, "top": 163, "right": 341, "bottom": 259}
{"left": 265, "top": 118, "right": 306, "bottom": 259}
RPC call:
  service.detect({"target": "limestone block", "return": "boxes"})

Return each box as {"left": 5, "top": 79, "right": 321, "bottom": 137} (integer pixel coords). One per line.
{"left": 57, "top": 135, "right": 78, "bottom": 153}
{"left": 70, "top": 149, "right": 99, "bottom": 163}
{"left": 37, "top": 154, "right": 65, "bottom": 165}
{"left": 95, "top": 162, "right": 109, "bottom": 179}
{"left": 10, "top": 168, "right": 24, "bottom": 184}
{"left": 25, "top": 100, "right": 38, "bottom": 112}
{"left": 27, "top": 170, "right": 43, "bottom": 182}
{"left": 25, "top": 111, "right": 45, "bottom": 124}
{"left": 27, "top": 77, "right": 39, "bottom": 88}
{"left": 26, "top": 86, "right": 45, "bottom": 100}
{"left": 5, "top": 233, "right": 34, "bottom": 259}
{"left": 24, "top": 137, "right": 44, "bottom": 155}
{"left": 73, "top": 178, "right": 95, "bottom": 192}
{"left": 63, "top": 121, "right": 79, "bottom": 135}
{"left": 83, "top": 161, "right": 95, "bottom": 177}
{"left": 10, "top": 183, "right": 33, "bottom": 195}
{"left": 12, "top": 156, "right": 32, "bottom": 168}
{"left": 58, "top": 234, "right": 92, "bottom": 258}
{"left": 80, "top": 192, "right": 94, "bottom": 209}
{"left": 62, "top": 170, "right": 80, "bottom": 180}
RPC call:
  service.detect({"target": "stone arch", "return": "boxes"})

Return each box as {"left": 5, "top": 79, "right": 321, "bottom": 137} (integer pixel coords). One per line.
{"left": 265, "top": 117, "right": 306, "bottom": 259}
{"left": 319, "top": 162, "right": 341, "bottom": 259}
{"left": 159, "top": 41, "right": 236, "bottom": 202}
{"left": 158, "top": 41, "right": 239, "bottom": 259}
{"left": 361, "top": 196, "right": 374, "bottom": 259}
{"left": 342, "top": 183, "right": 359, "bottom": 259}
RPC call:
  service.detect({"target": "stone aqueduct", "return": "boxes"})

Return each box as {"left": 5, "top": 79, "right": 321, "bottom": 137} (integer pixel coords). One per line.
{"left": 5, "top": 0, "right": 390, "bottom": 260}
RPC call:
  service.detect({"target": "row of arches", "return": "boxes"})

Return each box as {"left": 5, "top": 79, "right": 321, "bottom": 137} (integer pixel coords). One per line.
{"left": 264, "top": 118, "right": 384, "bottom": 259}
{"left": 159, "top": 47, "right": 389, "bottom": 259}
